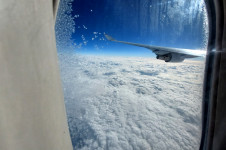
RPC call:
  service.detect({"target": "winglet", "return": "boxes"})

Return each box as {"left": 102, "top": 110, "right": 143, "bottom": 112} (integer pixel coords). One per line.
{"left": 104, "top": 34, "right": 115, "bottom": 41}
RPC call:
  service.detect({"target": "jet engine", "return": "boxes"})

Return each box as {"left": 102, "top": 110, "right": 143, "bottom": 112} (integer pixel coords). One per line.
{"left": 156, "top": 53, "right": 185, "bottom": 62}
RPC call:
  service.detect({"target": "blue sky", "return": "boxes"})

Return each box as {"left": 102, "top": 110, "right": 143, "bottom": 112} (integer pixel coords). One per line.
{"left": 60, "top": 0, "right": 207, "bottom": 57}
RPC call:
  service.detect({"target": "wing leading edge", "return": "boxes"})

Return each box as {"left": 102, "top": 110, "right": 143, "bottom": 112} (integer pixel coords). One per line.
{"left": 104, "top": 34, "right": 206, "bottom": 62}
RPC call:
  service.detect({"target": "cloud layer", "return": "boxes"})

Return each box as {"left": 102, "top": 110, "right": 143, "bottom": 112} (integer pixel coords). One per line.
{"left": 59, "top": 53, "right": 205, "bottom": 150}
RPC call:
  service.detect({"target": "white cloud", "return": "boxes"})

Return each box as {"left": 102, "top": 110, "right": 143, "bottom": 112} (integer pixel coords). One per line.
{"left": 58, "top": 53, "right": 205, "bottom": 150}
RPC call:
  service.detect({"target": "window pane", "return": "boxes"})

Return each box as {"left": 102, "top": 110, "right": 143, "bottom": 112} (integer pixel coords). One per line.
{"left": 55, "top": 0, "right": 208, "bottom": 149}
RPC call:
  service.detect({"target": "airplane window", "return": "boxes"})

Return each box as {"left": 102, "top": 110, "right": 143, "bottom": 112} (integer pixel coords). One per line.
{"left": 55, "top": 0, "right": 208, "bottom": 149}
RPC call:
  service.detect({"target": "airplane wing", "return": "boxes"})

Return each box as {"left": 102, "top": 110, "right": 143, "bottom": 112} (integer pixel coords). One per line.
{"left": 105, "top": 34, "right": 206, "bottom": 62}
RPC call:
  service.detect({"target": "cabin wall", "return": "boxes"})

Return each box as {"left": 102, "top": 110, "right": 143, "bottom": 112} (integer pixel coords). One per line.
{"left": 0, "top": 0, "right": 72, "bottom": 149}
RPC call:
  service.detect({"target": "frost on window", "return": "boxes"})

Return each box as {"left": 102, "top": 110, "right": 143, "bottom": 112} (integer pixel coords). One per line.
{"left": 55, "top": 0, "right": 75, "bottom": 51}
{"left": 55, "top": 0, "right": 208, "bottom": 150}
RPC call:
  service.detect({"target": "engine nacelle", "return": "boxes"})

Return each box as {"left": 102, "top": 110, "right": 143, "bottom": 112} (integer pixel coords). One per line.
{"left": 156, "top": 53, "right": 185, "bottom": 62}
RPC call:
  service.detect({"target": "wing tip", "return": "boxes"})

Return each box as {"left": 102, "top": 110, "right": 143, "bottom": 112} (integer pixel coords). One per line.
{"left": 104, "top": 34, "right": 115, "bottom": 41}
